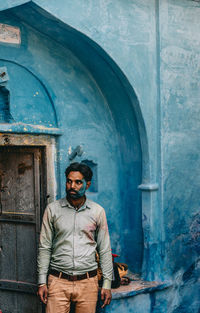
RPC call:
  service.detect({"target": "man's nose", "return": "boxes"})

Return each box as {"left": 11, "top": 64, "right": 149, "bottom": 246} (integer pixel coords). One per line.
{"left": 71, "top": 181, "right": 76, "bottom": 189}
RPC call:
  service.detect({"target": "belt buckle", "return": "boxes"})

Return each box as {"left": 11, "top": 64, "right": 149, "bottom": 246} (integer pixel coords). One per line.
{"left": 72, "top": 275, "right": 77, "bottom": 281}
{"left": 69, "top": 275, "right": 77, "bottom": 281}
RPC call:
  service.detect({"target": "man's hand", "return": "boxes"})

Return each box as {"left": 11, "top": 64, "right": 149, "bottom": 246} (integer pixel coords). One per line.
{"left": 37, "top": 285, "right": 48, "bottom": 304}
{"left": 101, "top": 288, "right": 112, "bottom": 308}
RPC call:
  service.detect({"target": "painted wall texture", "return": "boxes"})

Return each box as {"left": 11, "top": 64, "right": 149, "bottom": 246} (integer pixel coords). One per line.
{"left": 0, "top": 0, "right": 200, "bottom": 312}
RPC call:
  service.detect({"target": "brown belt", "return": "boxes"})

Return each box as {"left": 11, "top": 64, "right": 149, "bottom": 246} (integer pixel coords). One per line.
{"left": 49, "top": 268, "right": 97, "bottom": 281}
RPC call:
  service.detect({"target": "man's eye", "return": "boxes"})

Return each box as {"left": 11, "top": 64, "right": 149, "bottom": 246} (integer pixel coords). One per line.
{"left": 76, "top": 180, "right": 83, "bottom": 185}
{"left": 67, "top": 179, "right": 72, "bottom": 184}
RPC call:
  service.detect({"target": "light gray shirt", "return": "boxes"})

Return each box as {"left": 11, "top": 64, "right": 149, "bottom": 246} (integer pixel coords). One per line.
{"left": 37, "top": 197, "right": 113, "bottom": 289}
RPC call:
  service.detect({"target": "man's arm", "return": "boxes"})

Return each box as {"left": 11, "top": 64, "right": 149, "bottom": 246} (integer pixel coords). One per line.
{"left": 96, "top": 209, "right": 113, "bottom": 308}
{"left": 37, "top": 205, "right": 54, "bottom": 303}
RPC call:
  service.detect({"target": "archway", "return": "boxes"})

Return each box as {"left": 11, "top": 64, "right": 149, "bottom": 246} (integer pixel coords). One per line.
{"left": 0, "top": 1, "right": 149, "bottom": 275}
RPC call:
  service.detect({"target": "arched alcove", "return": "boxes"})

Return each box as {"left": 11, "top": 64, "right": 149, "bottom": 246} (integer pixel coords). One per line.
{"left": 0, "top": 60, "right": 58, "bottom": 127}
{"left": 0, "top": 2, "right": 150, "bottom": 275}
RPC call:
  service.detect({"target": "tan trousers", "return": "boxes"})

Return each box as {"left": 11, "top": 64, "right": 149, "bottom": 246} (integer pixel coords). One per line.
{"left": 46, "top": 274, "right": 99, "bottom": 313}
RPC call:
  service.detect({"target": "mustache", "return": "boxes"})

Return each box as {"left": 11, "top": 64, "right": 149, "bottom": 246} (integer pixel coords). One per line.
{"left": 67, "top": 188, "right": 78, "bottom": 194}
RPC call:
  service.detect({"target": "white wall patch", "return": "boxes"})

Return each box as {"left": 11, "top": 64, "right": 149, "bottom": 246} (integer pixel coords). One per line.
{"left": 0, "top": 23, "right": 21, "bottom": 44}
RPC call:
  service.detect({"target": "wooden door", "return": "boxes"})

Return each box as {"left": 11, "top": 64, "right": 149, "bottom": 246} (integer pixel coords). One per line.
{"left": 0, "top": 146, "right": 45, "bottom": 313}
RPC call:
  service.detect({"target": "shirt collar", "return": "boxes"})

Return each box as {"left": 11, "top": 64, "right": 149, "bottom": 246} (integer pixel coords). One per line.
{"left": 60, "top": 197, "right": 91, "bottom": 211}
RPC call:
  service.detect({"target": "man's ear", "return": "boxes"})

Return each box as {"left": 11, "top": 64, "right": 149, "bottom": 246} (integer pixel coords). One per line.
{"left": 86, "top": 181, "right": 91, "bottom": 190}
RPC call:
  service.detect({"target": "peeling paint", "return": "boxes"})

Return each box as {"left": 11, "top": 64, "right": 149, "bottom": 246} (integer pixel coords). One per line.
{"left": 0, "top": 23, "right": 21, "bottom": 44}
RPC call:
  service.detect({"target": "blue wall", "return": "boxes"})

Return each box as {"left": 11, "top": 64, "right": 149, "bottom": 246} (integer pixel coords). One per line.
{"left": 0, "top": 5, "right": 143, "bottom": 274}
{"left": 0, "top": 0, "right": 200, "bottom": 312}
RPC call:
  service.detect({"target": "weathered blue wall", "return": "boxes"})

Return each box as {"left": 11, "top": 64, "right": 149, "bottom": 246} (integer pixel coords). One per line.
{"left": 159, "top": 1, "right": 200, "bottom": 311}
{"left": 0, "top": 3, "right": 143, "bottom": 273}
{"left": 0, "top": 0, "right": 200, "bottom": 312}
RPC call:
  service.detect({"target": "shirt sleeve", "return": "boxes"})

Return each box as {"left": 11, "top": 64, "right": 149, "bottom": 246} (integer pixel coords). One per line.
{"left": 96, "top": 209, "right": 113, "bottom": 289}
{"left": 37, "top": 205, "right": 54, "bottom": 285}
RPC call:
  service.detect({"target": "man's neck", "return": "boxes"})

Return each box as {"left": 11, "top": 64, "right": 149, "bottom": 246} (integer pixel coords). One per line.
{"left": 67, "top": 195, "right": 86, "bottom": 209}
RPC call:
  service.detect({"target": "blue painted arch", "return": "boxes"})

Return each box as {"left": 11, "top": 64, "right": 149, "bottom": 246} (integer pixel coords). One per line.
{"left": 1, "top": 2, "right": 150, "bottom": 273}
{"left": 8, "top": 1, "right": 150, "bottom": 182}
{"left": 0, "top": 59, "right": 58, "bottom": 127}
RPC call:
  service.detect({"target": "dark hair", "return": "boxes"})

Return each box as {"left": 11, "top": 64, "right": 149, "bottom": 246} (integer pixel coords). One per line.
{"left": 65, "top": 162, "right": 93, "bottom": 182}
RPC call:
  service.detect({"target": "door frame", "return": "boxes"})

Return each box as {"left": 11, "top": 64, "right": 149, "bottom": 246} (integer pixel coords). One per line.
{"left": 0, "top": 133, "right": 57, "bottom": 312}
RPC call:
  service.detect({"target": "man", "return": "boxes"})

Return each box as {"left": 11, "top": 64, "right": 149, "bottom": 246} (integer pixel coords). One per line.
{"left": 37, "top": 162, "right": 113, "bottom": 313}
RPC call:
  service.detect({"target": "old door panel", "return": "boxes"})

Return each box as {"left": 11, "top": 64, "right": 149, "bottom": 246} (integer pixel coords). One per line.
{"left": 0, "top": 150, "right": 35, "bottom": 215}
{"left": 0, "top": 223, "right": 17, "bottom": 280}
{"left": 0, "top": 146, "right": 43, "bottom": 313}
{"left": 17, "top": 224, "right": 37, "bottom": 283}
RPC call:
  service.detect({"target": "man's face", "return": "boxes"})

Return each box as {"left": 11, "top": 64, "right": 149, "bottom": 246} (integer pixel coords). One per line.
{"left": 66, "top": 171, "right": 91, "bottom": 199}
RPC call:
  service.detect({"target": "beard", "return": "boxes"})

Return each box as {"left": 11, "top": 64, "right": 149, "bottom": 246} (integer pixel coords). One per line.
{"left": 66, "top": 188, "right": 84, "bottom": 199}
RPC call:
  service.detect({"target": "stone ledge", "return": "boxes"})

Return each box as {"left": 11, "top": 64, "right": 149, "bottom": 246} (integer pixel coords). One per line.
{"left": 111, "top": 279, "right": 172, "bottom": 300}
{"left": 0, "top": 122, "right": 62, "bottom": 135}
